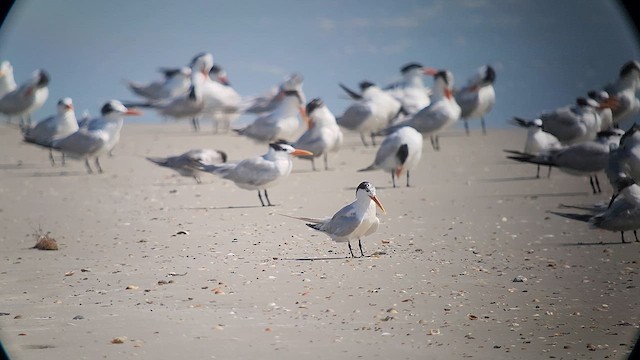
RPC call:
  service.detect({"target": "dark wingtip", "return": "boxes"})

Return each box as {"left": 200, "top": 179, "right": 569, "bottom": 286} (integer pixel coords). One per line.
{"left": 218, "top": 151, "right": 228, "bottom": 163}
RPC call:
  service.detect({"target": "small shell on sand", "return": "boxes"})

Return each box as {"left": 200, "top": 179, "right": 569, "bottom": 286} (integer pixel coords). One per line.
{"left": 111, "top": 336, "right": 127, "bottom": 344}
{"left": 33, "top": 234, "right": 58, "bottom": 250}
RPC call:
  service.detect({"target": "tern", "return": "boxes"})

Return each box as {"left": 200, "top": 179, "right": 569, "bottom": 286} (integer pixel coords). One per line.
{"left": 528, "top": 97, "right": 605, "bottom": 145}
{"left": 359, "top": 126, "right": 423, "bottom": 187}
{"left": 0, "top": 69, "right": 49, "bottom": 126}
{"left": 284, "top": 181, "right": 385, "bottom": 258}
{"left": 550, "top": 177, "right": 640, "bottom": 243}
{"left": 51, "top": 100, "right": 141, "bottom": 173}
{"left": 125, "top": 66, "right": 192, "bottom": 101}
{"left": 245, "top": 73, "right": 305, "bottom": 115}
{"left": 337, "top": 80, "right": 403, "bottom": 146}
{"left": 234, "top": 90, "right": 309, "bottom": 143}
{"left": 505, "top": 118, "right": 562, "bottom": 178}
{"left": 292, "top": 98, "right": 343, "bottom": 171}
{"left": 0, "top": 60, "right": 17, "bottom": 98}
{"left": 147, "top": 149, "right": 227, "bottom": 183}
{"left": 194, "top": 142, "right": 312, "bottom": 206}
{"left": 384, "top": 63, "right": 433, "bottom": 115}
{"left": 454, "top": 65, "right": 496, "bottom": 135}
{"left": 507, "top": 130, "right": 624, "bottom": 193}
{"left": 200, "top": 64, "right": 244, "bottom": 133}
{"left": 123, "top": 85, "right": 204, "bottom": 127}
{"left": 22, "top": 98, "right": 78, "bottom": 166}
{"left": 617, "top": 123, "right": 640, "bottom": 185}
{"left": 603, "top": 60, "right": 640, "bottom": 126}
{"left": 377, "top": 69, "right": 461, "bottom": 151}
{"left": 588, "top": 90, "right": 616, "bottom": 131}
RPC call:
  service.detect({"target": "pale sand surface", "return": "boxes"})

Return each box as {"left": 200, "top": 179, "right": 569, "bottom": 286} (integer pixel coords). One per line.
{"left": 0, "top": 122, "right": 638, "bottom": 359}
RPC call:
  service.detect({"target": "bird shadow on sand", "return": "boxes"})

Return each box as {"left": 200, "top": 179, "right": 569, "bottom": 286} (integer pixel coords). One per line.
{"left": 344, "top": 185, "right": 397, "bottom": 191}
{"left": 481, "top": 191, "right": 589, "bottom": 198}
{"left": 12, "top": 170, "right": 89, "bottom": 177}
{"left": 181, "top": 205, "right": 268, "bottom": 210}
{"left": 477, "top": 175, "right": 542, "bottom": 182}
{"left": 0, "top": 163, "right": 48, "bottom": 170}
{"left": 282, "top": 255, "right": 374, "bottom": 261}
{"left": 559, "top": 241, "right": 629, "bottom": 247}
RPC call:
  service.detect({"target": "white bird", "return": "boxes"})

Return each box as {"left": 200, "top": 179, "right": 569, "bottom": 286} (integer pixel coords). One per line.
{"left": 22, "top": 98, "right": 78, "bottom": 166}
{"left": 125, "top": 66, "right": 192, "bottom": 101}
{"left": 337, "top": 81, "right": 403, "bottom": 146}
{"left": 378, "top": 69, "right": 461, "bottom": 151}
{"left": 234, "top": 90, "right": 309, "bottom": 143}
{"left": 195, "top": 142, "right": 312, "bottom": 206}
{"left": 359, "top": 127, "right": 423, "bottom": 187}
{"left": 587, "top": 90, "right": 616, "bottom": 131}
{"left": 0, "top": 60, "right": 17, "bottom": 97}
{"left": 123, "top": 85, "right": 204, "bottom": 126}
{"left": 550, "top": 177, "right": 640, "bottom": 243}
{"left": 454, "top": 65, "right": 496, "bottom": 135}
{"left": 245, "top": 73, "right": 305, "bottom": 115}
{"left": 0, "top": 69, "right": 49, "bottom": 126}
{"left": 146, "top": 149, "right": 227, "bottom": 183}
{"left": 200, "top": 64, "right": 244, "bottom": 133}
{"left": 292, "top": 98, "right": 343, "bottom": 171}
{"left": 283, "top": 181, "right": 385, "bottom": 258}
{"left": 507, "top": 129, "right": 624, "bottom": 193}
{"left": 384, "top": 63, "right": 433, "bottom": 115}
{"left": 618, "top": 123, "right": 640, "bottom": 185}
{"left": 603, "top": 60, "right": 640, "bottom": 125}
{"left": 505, "top": 118, "right": 563, "bottom": 178}
{"left": 51, "top": 100, "right": 141, "bottom": 173}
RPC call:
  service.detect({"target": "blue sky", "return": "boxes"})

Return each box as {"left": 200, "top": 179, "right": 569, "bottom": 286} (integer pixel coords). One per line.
{"left": 1, "top": 0, "right": 639, "bottom": 128}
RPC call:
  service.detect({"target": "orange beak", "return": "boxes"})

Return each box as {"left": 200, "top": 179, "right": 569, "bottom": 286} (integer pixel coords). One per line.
{"left": 291, "top": 148, "right": 313, "bottom": 157}
{"left": 299, "top": 106, "right": 311, "bottom": 129}
{"left": 219, "top": 75, "right": 230, "bottom": 86}
{"left": 370, "top": 195, "right": 386, "bottom": 214}
{"left": 600, "top": 97, "right": 620, "bottom": 110}
{"left": 444, "top": 88, "right": 453, "bottom": 99}
{"left": 125, "top": 109, "right": 142, "bottom": 116}
{"left": 423, "top": 67, "right": 438, "bottom": 76}
{"left": 395, "top": 167, "right": 403, "bottom": 177}
{"left": 65, "top": 104, "right": 74, "bottom": 111}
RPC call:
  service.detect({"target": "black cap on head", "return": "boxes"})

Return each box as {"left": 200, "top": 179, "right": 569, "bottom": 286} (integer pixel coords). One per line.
{"left": 101, "top": 102, "right": 115, "bottom": 115}
{"left": 400, "top": 62, "right": 423, "bottom": 74}
{"left": 576, "top": 97, "right": 590, "bottom": 106}
{"left": 434, "top": 70, "right": 449, "bottom": 85}
{"left": 283, "top": 90, "right": 302, "bottom": 103}
{"left": 359, "top": 81, "right": 375, "bottom": 91}
{"left": 619, "top": 60, "right": 640, "bottom": 77}
{"left": 356, "top": 181, "right": 372, "bottom": 195}
{"left": 189, "top": 52, "right": 208, "bottom": 67}
{"left": 620, "top": 123, "right": 640, "bottom": 145}
{"left": 306, "top": 98, "right": 323, "bottom": 115}
{"left": 218, "top": 150, "right": 228, "bottom": 163}
{"left": 484, "top": 65, "right": 496, "bottom": 84}
{"left": 209, "top": 64, "right": 222, "bottom": 74}
{"left": 37, "top": 70, "right": 50, "bottom": 87}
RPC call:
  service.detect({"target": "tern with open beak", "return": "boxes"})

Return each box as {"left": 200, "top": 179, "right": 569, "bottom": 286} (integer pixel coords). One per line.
{"left": 284, "top": 181, "right": 385, "bottom": 258}
{"left": 194, "top": 142, "right": 312, "bottom": 206}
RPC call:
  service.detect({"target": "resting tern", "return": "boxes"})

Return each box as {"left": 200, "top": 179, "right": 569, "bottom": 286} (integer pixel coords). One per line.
{"left": 359, "top": 126, "right": 423, "bottom": 187}
{"left": 22, "top": 98, "right": 78, "bottom": 166}
{"left": 147, "top": 149, "right": 227, "bottom": 183}
{"left": 603, "top": 60, "right": 640, "bottom": 125}
{"left": 235, "top": 90, "right": 309, "bottom": 143}
{"left": 0, "top": 60, "right": 17, "bottom": 97}
{"left": 245, "top": 73, "right": 305, "bottom": 115}
{"left": 505, "top": 118, "right": 563, "bottom": 178}
{"left": 550, "top": 177, "right": 640, "bottom": 243}
{"left": 51, "top": 100, "right": 141, "bottom": 173}
{"left": 377, "top": 69, "right": 461, "bottom": 151}
{"left": 0, "top": 69, "right": 49, "bottom": 126}
{"left": 284, "top": 181, "right": 385, "bottom": 258}
{"left": 194, "top": 142, "right": 312, "bottom": 206}
{"left": 337, "top": 81, "right": 403, "bottom": 146}
{"left": 384, "top": 63, "right": 432, "bottom": 115}
{"left": 507, "top": 130, "right": 624, "bottom": 193}
{"left": 292, "top": 98, "right": 343, "bottom": 171}
{"left": 454, "top": 65, "right": 496, "bottom": 135}
{"left": 125, "top": 66, "right": 192, "bottom": 101}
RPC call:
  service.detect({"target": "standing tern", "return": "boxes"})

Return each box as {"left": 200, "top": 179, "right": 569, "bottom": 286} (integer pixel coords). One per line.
{"left": 292, "top": 98, "right": 343, "bottom": 171}
{"left": 22, "top": 98, "right": 78, "bottom": 166}
{"left": 234, "top": 90, "right": 309, "bottom": 143}
{"left": 454, "top": 65, "right": 496, "bottom": 135}
{"left": 337, "top": 81, "right": 403, "bottom": 146}
{"left": 283, "top": 181, "right": 385, "bottom": 258}
{"left": 359, "top": 126, "right": 423, "bottom": 187}
{"left": 123, "top": 85, "right": 204, "bottom": 127}
{"left": 51, "top": 100, "right": 141, "bottom": 173}
{"left": 245, "top": 73, "right": 305, "bottom": 115}
{"left": 194, "top": 143, "right": 312, "bottom": 206}
{"left": 603, "top": 60, "right": 640, "bottom": 126}
{"left": 0, "top": 60, "right": 17, "bottom": 98}
{"left": 200, "top": 64, "right": 244, "bottom": 133}
{"left": 147, "top": 149, "right": 227, "bottom": 183}
{"left": 505, "top": 118, "right": 562, "bottom": 178}
{"left": 550, "top": 177, "right": 640, "bottom": 243}
{"left": 377, "top": 69, "right": 461, "bottom": 151}
{"left": 125, "top": 66, "right": 192, "bottom": 101}
{"left": 0, "top": 69, "right": 49, "bottom": 126}
{"left": 384, "top": 63, "right": 433, "bottom": 115}
{"left": 507, "top": 130, "right": 624, "bottom": 193}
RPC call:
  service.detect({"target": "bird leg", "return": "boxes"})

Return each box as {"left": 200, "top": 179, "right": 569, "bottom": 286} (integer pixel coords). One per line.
{"left": 481, "top": 117, "right": 487, "bottom": 135}
{"left": 464, "top": 119, "right": 470, "bottom": 136}
{"left": 547, "top": 166, "right": 552, "bottom": 178}
{"left": 191, "top": 117, "right": 200, "bottom": 132}
{"left": 391, "top": 172, "right": 396, "bottom": 188}
{"left": 264, "top": 189, "right": 273, "bottom": 206}
{"left": 49, "top": 148, "right": 56, "bottom": 167}
{"left": 84, "top": 159, "right": 94, "bottom": 174}
{"left": 634, "top": 230, "right": 639, "bottom": 242}
{"left": 323, "top": 153, "right": 329, "bottom": 171}
{"left": 536, "top": 164, "right": 540, "bottom": 179}
{"left": 194, "top": 176, "right": 201, "bottom": 184}
{"left": 406, "top": 170, "right": 411, "bottom": 187}
{"left": 95, "top": 157, "right": 103, "bottom": 173}
{"left": 311, "top": 158, "right": 317, "bottom": 171}
{"left": 358, "top": 238, "right": 365, "bottom": 257}
{"left": 348, "top": 241, "right": 355, "bottom": 258}
{"left": 430, "top": 136, "right": 437, "bottom": 150}
{"left": 621, "top": 231, "right": 626, "bottom": 243}
{"left": 370, "top": 133, "right": 377, "bottom": 146}
{"left": 257, "top": 191, "right": 266, "bottom": 206}
{"left": 359, "top": 133, "right": 369, "bottom": 147}
{"left": 594, "top": 174, "right": 601, "bottom": 193}
{"left": 589, "top": 176, "right": 597, "bottom": 194}
{"left": 61, "top": 153, "right": 66, "bottom": 166}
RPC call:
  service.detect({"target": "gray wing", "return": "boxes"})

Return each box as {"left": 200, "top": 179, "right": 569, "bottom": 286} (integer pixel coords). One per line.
{"left": 454, "top": 87, "right": 479, "bottom": 118}
{"left": 321, "top": 204, "right": 362, "bottom": 237}
{"left": 374, "top": 131, "right": 403, "bottom": 167}
{"left": 552, "top": 143, "right": 608, "bottom": 172}
{"left": 337, "top": 103, "right": 371, "bottom": 130}
{"left": 54, "top": 130, "right": 104, "bottom": 156}
{"left": 540, "top": 108, "right": 582, "bottom": 142}
{"left": 228, "top": 157, "right": 280, "bottom": 187}
{"left": 23, "top": 115, "right": 56, "bottom": 144}
{"left": 293, "top": 130, "right": 325, "bottom": 157}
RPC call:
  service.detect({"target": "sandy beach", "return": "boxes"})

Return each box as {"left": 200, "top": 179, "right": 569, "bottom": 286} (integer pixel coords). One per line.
{"left": 0, "top": 122, "right": 638, "bottom": 359}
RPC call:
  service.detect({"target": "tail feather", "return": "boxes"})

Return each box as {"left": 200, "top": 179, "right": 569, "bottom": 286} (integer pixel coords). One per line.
{"left": 146, "top": 156, "right": 168, "bottom": 166}
{"left": 306, "top": 223, "right": 322, "bottom": 231}
{"left": 338, "top": 83, "right": 362, "bottom": 100}
{"left": 358, "top": 163, "right": 378, "bottom": 172}
{"left": 503, "top": 149, "right": 528, "bottom": 156}
{"left": 280, "top": 213, "right": 326, "bottom": 225}
{"left": 507, "top": 155, "right": 555, "bottom": 167}
{"left": 509, "top": 117, "right": 533, "bottom": 128}
{"left": 548, "top": 211, "right": 592, "bottom": 223}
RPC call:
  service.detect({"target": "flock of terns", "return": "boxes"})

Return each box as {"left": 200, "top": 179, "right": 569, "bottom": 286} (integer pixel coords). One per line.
{"left": 1, "top": 54, "right": 639, "bottom": 254}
